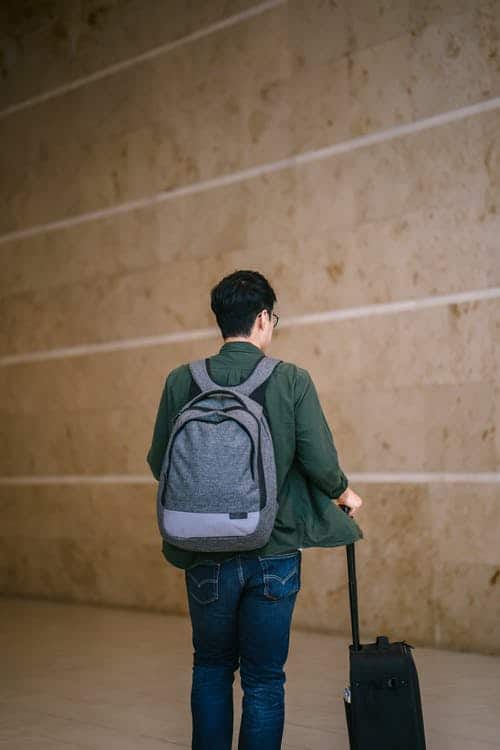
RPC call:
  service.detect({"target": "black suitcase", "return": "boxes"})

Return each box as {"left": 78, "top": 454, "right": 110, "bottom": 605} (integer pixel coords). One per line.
{"left": 340, "top": 506, "right": 427, "bottom": 750}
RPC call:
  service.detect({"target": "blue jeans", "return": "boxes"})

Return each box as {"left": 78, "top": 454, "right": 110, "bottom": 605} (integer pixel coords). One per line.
{"left": 184, "top": 550, "right": 302, "bottom": 750}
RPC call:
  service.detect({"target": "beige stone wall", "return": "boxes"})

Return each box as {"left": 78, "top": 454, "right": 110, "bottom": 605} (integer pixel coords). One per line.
{"left": 0, "top": 1, "right": 499, "bottom": 655}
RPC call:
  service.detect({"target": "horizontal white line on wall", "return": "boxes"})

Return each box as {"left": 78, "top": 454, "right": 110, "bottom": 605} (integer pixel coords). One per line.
{"left": 0, "top": 286, "right": 498, "bottom": 367}
{"left": 0, "top": 326, "right": 218, "bottom": 366}
{"left": 0, "top": 0, "right": 286, "bottom": 120}
{"left": 0, "top": 475, "right": 154, "bottom": 485}
{"left": 349, "top": 472, "right": 500, "bottom": 484}
{"left": 282, "top": 286, "right": 500, "bottom": 325}
{"left": 1, "top": 95, "right": 500, "bottom": 247}
{"left": 0, "top": 472, "right": 498, "bottom": 486}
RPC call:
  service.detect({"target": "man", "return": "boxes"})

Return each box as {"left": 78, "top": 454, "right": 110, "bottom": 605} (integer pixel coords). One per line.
{"left": 147, "top": 269, "right": 363, "bottom": 750}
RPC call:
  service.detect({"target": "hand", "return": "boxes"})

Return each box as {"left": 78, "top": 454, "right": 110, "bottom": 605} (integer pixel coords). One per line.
{"left": 335, "top": 486, "right": 363, "bottom": 517}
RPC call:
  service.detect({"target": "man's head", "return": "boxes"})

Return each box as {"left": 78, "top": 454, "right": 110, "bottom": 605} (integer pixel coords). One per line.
{"left": 210, "top": 270, "right": 278, "bottom": 352}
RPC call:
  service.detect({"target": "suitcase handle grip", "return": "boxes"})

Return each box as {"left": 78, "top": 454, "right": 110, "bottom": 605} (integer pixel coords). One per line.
{"left": 340, "top": 503, "right": 362, "bottom": 652}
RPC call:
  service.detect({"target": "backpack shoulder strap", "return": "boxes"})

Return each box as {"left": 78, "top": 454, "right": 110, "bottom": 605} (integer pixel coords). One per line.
{"left": 234, "top": 356, "right": 282, "bottom": 397}
{"left": 187, "top": 374, "right": 202, "bottom": 401}
{"left": 188, "top": 358, "right": 222, "bottom": 392}
{"left": 188, "top": 355, "right": 282, "bottom": 397}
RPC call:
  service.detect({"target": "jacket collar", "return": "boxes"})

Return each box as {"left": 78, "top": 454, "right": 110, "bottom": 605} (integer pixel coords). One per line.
{"left": 218, "top": 341, "right": 264, "bottom": 358}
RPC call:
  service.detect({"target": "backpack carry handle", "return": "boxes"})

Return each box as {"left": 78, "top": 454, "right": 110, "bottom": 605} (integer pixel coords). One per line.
{"left": 340, "top": 503, "right": 362, "bottom": 652}
{"left": 181, "top": 387, "right": 262, "bottom": 415}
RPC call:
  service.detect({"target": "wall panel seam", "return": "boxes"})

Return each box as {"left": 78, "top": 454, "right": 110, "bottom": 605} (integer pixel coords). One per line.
{"left": 0, "top": 472, "right": 499, "bottom": 485}
{"left": 1, "top": 96, "right": 499, "bottom": 247}
{"left": 0, "top": 286, "right": 498, "bottom": 367}
{"left": 0, "top": 0, "right": 286, "bottom": 120}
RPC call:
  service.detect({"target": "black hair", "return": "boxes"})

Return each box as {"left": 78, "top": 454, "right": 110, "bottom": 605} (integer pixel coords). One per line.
{"left": 210, "top": 269, "right": 277, "bottom": 339}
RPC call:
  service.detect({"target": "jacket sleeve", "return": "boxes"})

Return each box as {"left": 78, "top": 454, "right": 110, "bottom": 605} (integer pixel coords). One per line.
{"left": 146, "top": 374, "right": 170, "bottom": 481}
{"left": 293, "top": 368, "right": 349, "bottom": 499}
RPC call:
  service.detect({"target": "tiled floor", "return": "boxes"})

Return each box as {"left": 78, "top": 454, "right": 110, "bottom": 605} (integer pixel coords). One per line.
{"left": 1, "top": 597, "right": 499, "bottom": 749}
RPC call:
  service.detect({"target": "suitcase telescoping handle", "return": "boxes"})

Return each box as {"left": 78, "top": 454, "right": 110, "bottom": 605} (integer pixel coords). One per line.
{"left": 340, "top": 504, "right": 362, "bottom": 652}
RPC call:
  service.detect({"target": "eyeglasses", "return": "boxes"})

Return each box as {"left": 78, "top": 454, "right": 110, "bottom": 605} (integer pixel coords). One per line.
{"left": 259, "top": 310, "right": 279, "bottom": 328}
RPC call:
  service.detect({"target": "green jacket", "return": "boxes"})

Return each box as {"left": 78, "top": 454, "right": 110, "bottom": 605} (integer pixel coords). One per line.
{"left": 147, "top": 340, "right": 363, "bottom": 569}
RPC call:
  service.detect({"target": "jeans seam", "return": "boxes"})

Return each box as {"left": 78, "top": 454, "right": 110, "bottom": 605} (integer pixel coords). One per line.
{"left": 186, "top": 563, "right": 220, "bottom": 604}
{"left": 264, "top": 570, "right": 297, "bottom": 585}
{"left": 237, "top": 557, "right": 245, "bottom": 587}
{"left": 257, "top": 551, "right": 299, "bottom": 561}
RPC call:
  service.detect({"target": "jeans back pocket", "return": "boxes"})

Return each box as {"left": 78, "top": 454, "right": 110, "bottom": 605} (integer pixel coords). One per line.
{"left": 185, "top": 562, "right": 220, "bottom": 604}
{"left": 258, "top": 551, "right": 301, "bottom": 600}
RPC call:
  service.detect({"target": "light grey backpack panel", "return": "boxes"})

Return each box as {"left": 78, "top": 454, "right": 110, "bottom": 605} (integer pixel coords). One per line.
{"left": 156, "top": 355, "right": 282, "bottom": 552}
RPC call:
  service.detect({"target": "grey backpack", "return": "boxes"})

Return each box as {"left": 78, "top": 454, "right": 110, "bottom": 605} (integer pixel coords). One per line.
{"left": 156, "top": 354, "right": 282, "bottom": 552}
